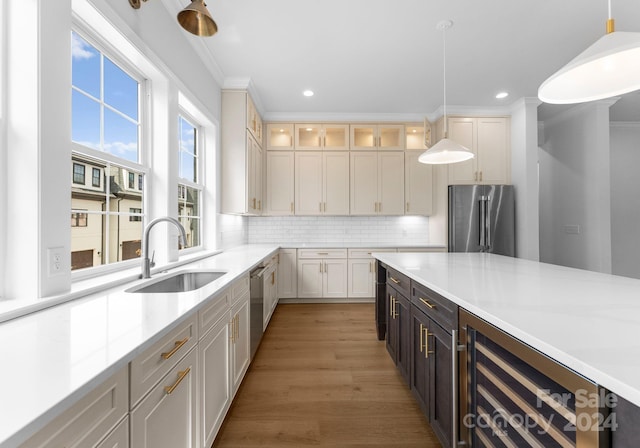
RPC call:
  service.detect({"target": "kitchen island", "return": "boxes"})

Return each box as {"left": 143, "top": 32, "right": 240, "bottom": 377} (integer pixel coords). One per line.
{"left": 374, "top": 251, "right": 640, "bottom": 447}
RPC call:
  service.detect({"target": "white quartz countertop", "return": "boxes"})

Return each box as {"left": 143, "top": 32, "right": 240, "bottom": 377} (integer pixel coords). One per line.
{"left": 0, "top": 244, "right": 279, "bottom": 448}
{"left": 280, "top": 243, "right": 446, "bottom": 249}
{"left": 373, "top": 252, "right": 640, "bottom": 408}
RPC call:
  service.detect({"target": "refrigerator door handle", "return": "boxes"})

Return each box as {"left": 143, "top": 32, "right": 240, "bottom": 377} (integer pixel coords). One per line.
{"left": 485, "top": 196, "right": 491, "bottom": 250}
{"left": 479, "top": 196, "right": 486, "bottom": 249}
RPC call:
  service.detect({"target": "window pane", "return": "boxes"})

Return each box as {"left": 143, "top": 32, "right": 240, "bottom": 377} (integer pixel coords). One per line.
{"left": 179, "top": 151, "right": 196, "bottom": 183}
{"left": 92, "top": 168, "right": 101, "bottom": 187}
{"left": 72, "top": 91, "right": 100, "bottom": 150}
{"left": 104, "top": 108, "right": 138, "bottom": 162}
{"left": 179, "top": 116, "right": 197, "bottom": 182}
{"left": 104, "top": 58, "right": 138, "bottom": 121}
{"left": 179, "top": 217, "right": 200, "bottom": 248}
{"left": 110, "top": 214, "right": 142, "bottom": 263}
{"left": 178, "top": 185, "right": 200, "bottom": 249}
{"left": 71, "top": 32, "right": 100, "bottom": 98}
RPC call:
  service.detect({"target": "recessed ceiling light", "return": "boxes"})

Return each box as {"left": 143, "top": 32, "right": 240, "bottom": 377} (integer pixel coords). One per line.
{"left": 303, "top": 90, "right": 314, "bottom": 97}
{"left": 412, "top": 129, "right": 417, "bottom": 133}
{"left": 496, "top": 91, "right": 509, "bottom": 99}
{"left": 306, "top": 128, "right": 313, "bottom": 131}
{"left": 279, "top": 129, "right": 284, "bottom": 133}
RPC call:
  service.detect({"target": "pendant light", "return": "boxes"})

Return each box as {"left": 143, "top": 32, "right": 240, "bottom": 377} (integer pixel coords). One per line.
{"left": 419, "top": 20, "right": 474, "bottom": 165}
{"left": 538, "top": 0, "right": 640, "bottom": 104}
{"left": 129, "top": 0, "right": 218, "bottom": 37}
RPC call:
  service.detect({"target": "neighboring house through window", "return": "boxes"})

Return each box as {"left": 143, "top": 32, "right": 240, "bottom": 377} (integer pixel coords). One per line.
{"left": 178, "top": 114, "right": 202, "bottom": 249}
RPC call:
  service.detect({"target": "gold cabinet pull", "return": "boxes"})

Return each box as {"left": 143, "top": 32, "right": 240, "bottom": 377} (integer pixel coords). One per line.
{"left": 161, "top": 337, "right": 189, "bottom": 360}
{"left": 419, "top": 297, "right": 436, "bottom": 309}
{"left": 252, "top": 198, "right": 256, "bottom": 209}
{"left": 271, "top": 271, "right": 275, "bottom": 285}
{"left": 164, "top": 367, "right": 191, "bottom": 395}
{"left": 479, "top": 171, "right": 483, "bottom": 182}
{"left": 258, "top": 200, "right": 261, "bottom": 210}
{"left": 389, "top": 277, "right": 400, "bottom": 285}
{"left": 406, "top": 202, "right": 410, "bottom": 213}
{"left": 230, "top": 318, "right": 235, "bottom": 342}
{"left": 424, "top": 326, "right": 430, "bottom": 358}
{"left": 290, "top": 202, "right": 294, "bottom": 213}
{"left": 235, "top": 314, "right": 239, "bottom": 340}
{"left": 419, "top": 323, "right": 425, "bottom": 353}
{"left": 389, "top": 295, "right": 394, "bottom": 317}
{"left": 317, "top": 252, "right": 329, "bottom": 255}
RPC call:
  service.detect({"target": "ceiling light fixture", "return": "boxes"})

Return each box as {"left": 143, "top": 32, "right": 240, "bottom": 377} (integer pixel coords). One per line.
{"left": 129, "top": 0, "right": 218, "bottom": 37}
{"left": 496, "top": 92, "right": 509, "bottom": 99}
{"left": 538, "top": 0, "right": 640, "bottom": 103}
{"left": 303, "top": 90, "right": 314, "bottom": 97}
{"left": 419, "top": 20, "right": 474, "bottom": 165}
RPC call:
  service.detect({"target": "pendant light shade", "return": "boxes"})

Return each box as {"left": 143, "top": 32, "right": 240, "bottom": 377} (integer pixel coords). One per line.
{"left": 539, "top": 2, "right": 640, "bottom": 104}
{"left": 177, "top": 0, "right": 218, "bottom": 37}
{"left": 419, "top": 20, "right": 474, "bottom": 165}
{"left": 418, "top": 138, "right": 474, "bottom": 164}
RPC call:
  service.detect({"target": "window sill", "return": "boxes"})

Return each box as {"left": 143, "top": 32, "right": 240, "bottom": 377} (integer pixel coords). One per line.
{"left": 0, "top": 249, "right": 223, "bottom": 324}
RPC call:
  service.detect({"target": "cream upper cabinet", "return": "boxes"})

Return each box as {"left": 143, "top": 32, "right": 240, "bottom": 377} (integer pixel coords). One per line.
{"left": 350, "top": 152, "right": 404, "bottom": 215}
{"left": 265, "top": 151, "right": 294, "bottom": 215}
{"left": 295, "top": 152, "right": 349, "bottom": 215}
{"left": 405, "top": 150, "right": 434, "bottom": 216}
{"left": 246, "top": 94, "right": 263, "bottom": 143}
{"left": 350, "top": 124, "right": 405, "bottom": 151}
{"left": 295, "top": 124, "right": 349, "bottom": 150}
{"left": 266, "top": 124, "right": 294, "bottom": 150}
{"left": 221, "top": 90, "right": 264, "bottom": 215}
{"left": 405, "top": 123, "right": 432, "bottom": 150}
{"left": 447, "top": 116, "right": 510, "bottom": 185}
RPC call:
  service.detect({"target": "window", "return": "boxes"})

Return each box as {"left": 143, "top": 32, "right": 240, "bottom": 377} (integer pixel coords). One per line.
{"left": 71, "top": 211, "right": 88, "bottom": 227}
{"left": 129, "top": 207, "right": 142, "bottom": 222}
{"left": 92, "top": 167, "right": 101, "bottom": 187}
{"left": 138, "top": 174, "right": 143, "bottom": 191}
{"left": 71, "top": 32, "right": 140, "bottom": 162}
{"left": 71, "top": 30, "right": 145, "bottom": 272}
{"left": 178, "top": 114, "right": 202, "bottom": 249}
{"left": 73, "top": 163, "right": 85, "bottom": 184}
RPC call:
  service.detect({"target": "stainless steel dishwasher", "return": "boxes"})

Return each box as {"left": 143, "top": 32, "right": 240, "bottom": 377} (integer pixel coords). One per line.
{"left": 249, "top": 263, "right": 268, "bottom": 360}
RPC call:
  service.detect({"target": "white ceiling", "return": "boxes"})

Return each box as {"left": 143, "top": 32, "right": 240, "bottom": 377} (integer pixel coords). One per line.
{"left": 175, "top": 0, "right": 640, "bottom": 121}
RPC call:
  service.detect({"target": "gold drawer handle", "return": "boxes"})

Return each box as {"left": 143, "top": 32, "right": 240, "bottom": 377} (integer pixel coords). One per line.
{"left": 161, "top": 337, "right": 189, "bottom": 360}
{"left": 317, "top": 252, "right": 329, "bottom": 255}
{"left": 419, "top": 297, "right": 436, "bottom": 309}
{"left": 164, "top": 367, "right": 191, "bottom": 395}
{"left": 389, "top": 277, "right": 400, "bottom": 284}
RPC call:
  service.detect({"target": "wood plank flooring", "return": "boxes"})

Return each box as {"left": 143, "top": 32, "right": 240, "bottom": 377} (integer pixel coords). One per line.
{"left": 212, "top": 303, "right": 441, "bottom": 448}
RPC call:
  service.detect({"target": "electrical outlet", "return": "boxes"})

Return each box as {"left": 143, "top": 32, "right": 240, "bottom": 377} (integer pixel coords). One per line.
{"left": 48, "top": 247, "right": 64, "bottom": 275}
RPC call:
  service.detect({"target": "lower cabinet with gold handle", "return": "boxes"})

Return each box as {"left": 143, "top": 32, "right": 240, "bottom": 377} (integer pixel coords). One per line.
{"left": 131, "top": 347, "right": 197, "bottom": 448}
{"left": 385, "top": 285, "right": 411, "bottom": 385}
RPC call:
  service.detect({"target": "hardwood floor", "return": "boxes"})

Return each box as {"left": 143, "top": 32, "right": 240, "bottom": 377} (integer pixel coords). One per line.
{"left": 213, "top": 303, "right": 441, "bottom": 448}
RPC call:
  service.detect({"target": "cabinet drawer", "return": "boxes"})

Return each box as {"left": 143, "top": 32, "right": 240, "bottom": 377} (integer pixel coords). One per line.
{"left": 298, "top": 248, "right": 347, "bottom": 259}
{"left": 199, "top": 287, "right": 231, "bottom": 339}
{"left": 411, "top": 282, "right": 457, "bottom": 331}
{"left": 231, "top": 274, "right": 250, "bottom": 304}
{"left": 130, "top": 314, "right": 197, "bottom": 407}
{"left": 386, "top": 267, "right": 410, "bottom": 298}
{"left": 348, "top": 248, "right": 396, "bottom": 259}
{"left": 24, "top": 366, "right": 128, "bottom": 448}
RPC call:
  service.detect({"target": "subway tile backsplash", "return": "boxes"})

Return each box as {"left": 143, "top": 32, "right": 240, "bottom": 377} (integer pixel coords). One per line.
{"left": 248, "top": 216, "right": 430, "bottom": 245}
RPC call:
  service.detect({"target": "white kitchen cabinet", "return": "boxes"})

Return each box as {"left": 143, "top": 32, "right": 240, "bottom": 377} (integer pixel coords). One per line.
{"left": 265, "top": 151, "right": 294, "bottom": 215}
{"left": 131, "top": 348, "right": 198, "bottom": 448}
{"left": 347, "top": 248, "right": 396, "bottom": 298}
{"left": 263, "top": 260, "right": 278, "bottom": 329}
{"left": 295, "top": 151, "right": 349, "bottom": 215}
{"left": 130, "top": 314, "right": 197, "bottom": 407}
{"left": 277, "top": 248, "right": 297, "bottom": 299}
{"left": 230, "top": 289, "right": 250, "bottom": 395}
{"left": 350, "top": 124, "right": 405, "bottom": 151}
{"left": 405, "top": 123, "right": 432, "bottom": 150}
{"left": 405, "top": 150, "right": 434, "bottom": 216}
{"left": 294, "top": 123, "right": 349, "bottom": 150}
{"left": 266, "top": 123, "right": 294, "bottom": 150}
{"left": 199, "top": 313, "right": 231, "bottom": 448}
{"left": 350, "top": 152, "right": 404, "bottom": 215}
{"left": 96, "top": 416, "right": 129, "bottom": 448}
{"left": 22, "top": 366, "right": 128, "bottom": 448}
{"left": 221, "top": 90, "right": 264, "bottom": 215}
{"left": 297, "top": 249, "right": 348, "bottom": 299}
{"left": 447, "top": 116, "right": 510, "bottom": 185}
{"left": 246, "top": 93, "right": 263, "bottom": 143}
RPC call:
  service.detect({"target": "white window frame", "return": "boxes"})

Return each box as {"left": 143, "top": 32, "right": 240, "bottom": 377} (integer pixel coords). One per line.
{"left": 70, "top": 24, "right": 150, "bottom": 280}
{"left": 177, "top": 108, "right": 204, "bottom": 253}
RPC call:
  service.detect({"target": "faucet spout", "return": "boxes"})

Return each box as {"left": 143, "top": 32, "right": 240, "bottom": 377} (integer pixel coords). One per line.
{"left": 141, "top": 216, "right": 187, "bottom": 279}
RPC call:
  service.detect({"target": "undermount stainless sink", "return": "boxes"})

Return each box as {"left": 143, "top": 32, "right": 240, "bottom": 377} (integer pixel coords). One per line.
{"left": 126, "top": 270, "right": 227, "bottom": 294}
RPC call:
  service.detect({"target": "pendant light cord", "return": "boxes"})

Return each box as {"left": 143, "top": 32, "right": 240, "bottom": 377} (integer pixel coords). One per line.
{"left": 442, "top": 24, "right": 448, "bottom": 137}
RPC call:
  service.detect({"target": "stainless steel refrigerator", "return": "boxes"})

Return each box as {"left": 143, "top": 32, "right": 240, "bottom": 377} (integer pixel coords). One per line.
{"left": 448, "top": 185, "right": 515, "bottom": 256}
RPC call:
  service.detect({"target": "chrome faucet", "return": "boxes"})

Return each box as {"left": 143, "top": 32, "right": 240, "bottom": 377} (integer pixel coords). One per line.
{"left": 141, "top": 216, "right": 187, "bottom": 279}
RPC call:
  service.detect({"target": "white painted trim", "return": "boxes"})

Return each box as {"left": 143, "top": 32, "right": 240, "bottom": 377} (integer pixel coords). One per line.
{"left": 610, "top": 121, "right": 640, "bottom": 128}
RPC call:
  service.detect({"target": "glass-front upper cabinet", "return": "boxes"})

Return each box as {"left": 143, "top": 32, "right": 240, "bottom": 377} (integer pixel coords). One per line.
{"left": 405, "top": 123, "right": 431, "bottom": 150}
{"left": 350, "top": 124, "right": 405, "bottom": 150}
{"left": 266, "top": 123, "right": 294, "bottom": 150}
{"left": 295, "top": 124, "right": 349, "bottom": 150}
